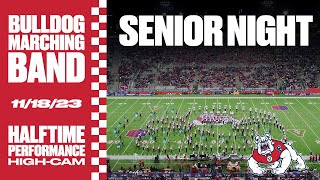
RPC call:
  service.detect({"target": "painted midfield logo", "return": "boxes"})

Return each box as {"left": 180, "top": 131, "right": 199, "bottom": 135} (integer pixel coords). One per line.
{"left": 272, "top": 105, "right": 289, "bottom": 110}
{"left": 126, "top": 129, "right": 148, "bottom": 138}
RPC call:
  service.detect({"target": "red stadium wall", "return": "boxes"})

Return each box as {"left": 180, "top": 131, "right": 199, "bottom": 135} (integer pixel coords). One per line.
{"left": 265, "top": 90, "right": 280, "bottom": 95}
{"left": 155, "top": 91, "right": 193, "bottom": 95}
{"left": 306, "top": 88, "right": 320, "bottom": 94}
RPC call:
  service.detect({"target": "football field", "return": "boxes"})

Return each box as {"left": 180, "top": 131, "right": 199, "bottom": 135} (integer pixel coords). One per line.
{"left": 107, "top": 96, "right": 320, "bottom": 158}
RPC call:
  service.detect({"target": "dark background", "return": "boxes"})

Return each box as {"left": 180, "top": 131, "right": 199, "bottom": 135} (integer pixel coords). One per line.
{"left": 108, "top": 0, "right": 320, "bottom": 41}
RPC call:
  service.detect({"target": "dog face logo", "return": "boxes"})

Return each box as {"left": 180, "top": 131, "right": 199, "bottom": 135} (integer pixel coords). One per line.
{"left": 255, "top": 133, "right": 274, "bottom": 156}
{"left": 248, "top": 133, "right": 306, "bottom": 175}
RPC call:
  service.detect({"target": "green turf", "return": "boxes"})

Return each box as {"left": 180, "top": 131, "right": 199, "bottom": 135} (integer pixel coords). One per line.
{"left": 107, "top": 96, "right": 320, "bottom": 170}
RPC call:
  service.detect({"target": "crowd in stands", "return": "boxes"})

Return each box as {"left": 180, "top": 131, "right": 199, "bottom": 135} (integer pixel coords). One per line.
{"left": 276, "top": 47, "right": 320, "bottom": 91}
{"left": 109, "top": 46, "right": 319, "bottom": 90}
{"left": 158, "top": 66, "right": 195, "bottom": 88}
{"left": 116, "top": 47, "right": 160, "bottom": 88}
{"left": 118, "top": 60, "right": 136, "bottom": 86}
{"left": 134, "top": 73, "right": 156, "bottom": 88}
{"left": 239, "top": 67, "right": 277, "bottom": 89}
{"left": 199, "top": 67, "right": 236, "bottom": 88}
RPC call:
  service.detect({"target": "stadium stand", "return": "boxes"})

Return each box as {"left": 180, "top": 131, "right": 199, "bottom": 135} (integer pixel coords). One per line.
{"left": 108, "top": 46, "right": 320, "bottom": 92}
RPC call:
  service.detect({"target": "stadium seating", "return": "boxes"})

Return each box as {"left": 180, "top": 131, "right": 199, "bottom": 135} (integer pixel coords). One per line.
{"left": 108, "top": 46, "right": 319, "bottom": 91}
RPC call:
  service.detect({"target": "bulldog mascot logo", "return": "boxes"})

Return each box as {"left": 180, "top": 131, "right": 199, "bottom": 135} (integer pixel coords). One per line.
{"left": 248, "top": 133, "right": 306, "bottom": 175}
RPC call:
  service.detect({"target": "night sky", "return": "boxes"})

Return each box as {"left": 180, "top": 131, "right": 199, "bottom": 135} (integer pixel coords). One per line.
{"left": 107, "top": 0, "right": 320, "bottom": 48}
{"left": 108, "top": 0, "right": 320, "bottom": 33}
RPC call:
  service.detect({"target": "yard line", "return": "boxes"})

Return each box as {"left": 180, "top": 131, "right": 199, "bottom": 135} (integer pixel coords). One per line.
{"left": 109, "top": 99, "right": 139, "bottom": 128}
{"left": 243, "top": 97, "right": 267, "bottom": 153}
{"left": 197, "top": 98, "right": 207, "bottom": 155}
{"left": 160, "top": 98, "right": 185, "bottom": 156}
{"left": 108, "top": 99, "right": 130, "bottom": 116}
{"left": 204, "top": 98, "right": 207, "bottom": 112}
{"left": 198, "top": 98, "right": 207, "bottom": 154}
{"left": 121, "top": 99, "right": 166, "bottom": 153}
{"left": 107, "top": 99, "right": 151, "bottom": 150}
{"left": 112, "top": 99, "right": 164, "bottom": 171}
{"left": 237, "top": 97, "right": 247, "bottom": 120}
{"left": 251, "top": 98, "right": 266, "bottom": 133}
{"left": 315, "top": 98, "right": 320, "bottom": 103}
{"left": 122, "top": 99, "right": 165, "bottom": 151}
{"left": 271, "top": 98, "right": 312, "bottom": 153}
{"left": 178, "top": 98, "right": 195, "bottom": 157}
{"left": 304, "top": 98, "right": 320, "bottom": 124}
{"left": 216, "top": 98, "right": 219, "bottom": 154}
{"left": 239, "top": 97, "right": 266, "bottom": 133}
{"left": 237, "top": 97, "right": 247, "bottom": 154}
{"left": 304, "top": 98, "right": 320, "bottom": 110}
{"left": 227, "top": 97, "right": 237, "bottom": 155}
{"left": 294, "top": 98, "right": 320, "bottom": 124}
{"left": 140, "top": 99, "right": 175, "bottom": 155}
{"left": 216, "top": 125, "right": 219, "bottom": 154}
{"left": 282, "top": 98, "right": 320, "bottom": 139}
{"left": 107, "top": 98, "right": 118, "bottom": 106}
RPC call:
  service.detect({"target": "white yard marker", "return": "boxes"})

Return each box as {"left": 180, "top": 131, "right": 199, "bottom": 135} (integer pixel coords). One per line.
{"left": 111, "top": 99, "right": 164, "bottom": 171}
{"left": 251, "top": 98, "right": 266, "bottom": 132}
{"left": 295, "top": 98, "right": 320, "bottom": 124}
{"left": 178, "top": 98, "right": 195, "bottom": 157}
{"left": 271, "top": 98, "right": 312, "bottom": 153}
{"left": 107, "top": 99, "right": 151, "bottom": 150}
{"left": 282, "top": 98, "right": 320, "bottom": 139}
{"left": 160, "top": 98, "right": 184, "bottom": 156}
{"left": 227, "top": 97, "right": 238, "bottom": 155}
{"left": 108, "top": 99, "right": 130, "bottom": 116}
{"left": 107, "top": 98, "right": 118, "bottom": 106}
{"left": 109, "top": 99, "right": 139, "bottom": 128}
